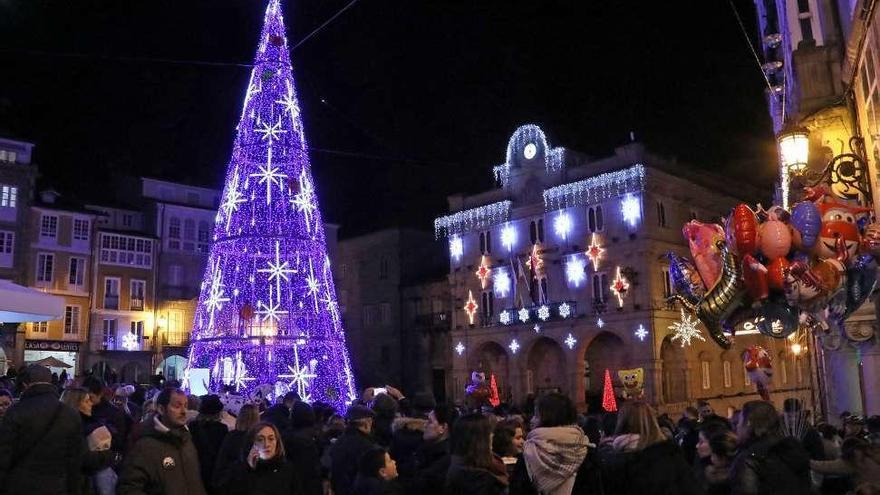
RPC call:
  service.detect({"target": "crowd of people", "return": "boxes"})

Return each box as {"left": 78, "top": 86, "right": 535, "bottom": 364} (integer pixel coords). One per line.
{"left": 0, "top": 363, "right": 879, "bottom": 494}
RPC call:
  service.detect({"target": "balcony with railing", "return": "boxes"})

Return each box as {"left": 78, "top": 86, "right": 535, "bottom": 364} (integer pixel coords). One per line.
{"left": 92, "top": 333, "right": 153, "bottom": 352}
{"left": 129, "top": 298, "right": 144, "bottom": 311}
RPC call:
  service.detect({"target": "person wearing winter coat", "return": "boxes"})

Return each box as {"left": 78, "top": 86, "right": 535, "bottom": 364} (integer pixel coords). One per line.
{"left": 188, "top": 395, "right": 228, "bottom": 494}
{"left": 444, "top": 413, "right": 508, "bottom": 495}
{"left": 83, "top": 375, "right": 128, "bottom": 453}
{"left": 518, "top": 393, "right": 589, "bottom": 495}
{"left": 0, "top": 364, "right": 83, "bottom": 495}
{"left": 331, "top": 405, "right": 380, "bottom": 495}
{"left": 704, "top": 430, "right": 737, "bottom": 495}
{"left": 352, "top": 447, "right": 402, "bottom": 495}
{"left": 413, "top": 404, "right": 456, "bottom": 495}
{"left": 260, "top": 391, "right": 299, "bottom": 432}
{"left": 282, "top": 401, "right": 323, "bottom": 495}
{"left": 810, "top": 437, "right": 880, "bottom": 492}
{"left": 213, "top": 404, "right": 260, "bottom": 489}
{"left": 117, "top": 387, "right": 207, "bottom": 495}
{"left": 216, "top": 422, "right": 302, "bottom": 495}
{"left": 61, "top": 387, "right": 121, "bottom": 495}
{"left": 390, "top": 391, "right": 436, "bottom": 484}
{"left": 598, "top": 400, "right": 702, "bottom": 495}
{"left": 729, "top": 400, "right": 810, "bottom": 495}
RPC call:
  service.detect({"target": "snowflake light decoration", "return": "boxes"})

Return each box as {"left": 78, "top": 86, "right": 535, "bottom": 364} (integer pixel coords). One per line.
{"left": 634, "top": 324, "right": 649, "bottom": 341}
{"left": 559, "top": 302, "right": 572, "bottom": 318}
{"left": 585, "top": 233, "right": 605, "bottom": 270}
{"left": 256, "top": 300, "right": 288, "bottom": 324}
{"left": 621, "top": 194, "right": 641, "bottom": 227}
{"left": 565, "top": 333, "right": 577, "bottom": 349}
{"left": 304, "top": 258, "right": 321, "bottom": 312}
{"left": 597, "top": 317, "right": 605, "bottom": 328}
{"left": 499, "top": 310, "right": 511, "bottom": 325}
{"left": 669, "top": 309, "right": 706, "bottom": 347}
{"left": 463, "top": 290, "right": 479, "bottom": 325}
{"left": 449, "top": 236, "right": 463, "bottom": 261}
{"left": 122, "top": 332, "right": 139, "bottom": 351}
{"left": 501, "top": 224, "right": 516, "bottom": 252}
{"left": 533, "top": 324, "right": 541, "bottom": 333}
{"left": 257, "top": 240, "right": 297, "bottom": 303}
{"left": 250, "top": 147, "right": 287, "bottom": 205}
{"left": 255, "top": 115, "right": 287, "bottom": 143}
{"left": 494, "top": 269, "right": 511, "bottom": 298}
{"left": 291, "top": 168, "right": 317, "bottom": 233}
{"left": 537, "top": 305, "right": 550, "bottom": 321}
{"left": 278, "top": 342, "right": 317, "bottom": 402}
{"left": 518, "top": 307, "right": 530, "bottom": 323}
{"left": 509, "top": 339, "right": 520, "bottom": 354}
{"left": 475, "top": 255, "right": 492, "bottom": 288}
{"left": 205, "top": 260, "right": 230, "bottom": 329}
{"left": 566, "top": 256, "right": 586, "bottom": 287}
{"left": 233, "top": 351, "right": 255, "bottom": 390}
{"left": 610, "top": 266, "right": 630, "bottom": 307}
{"left": 554, "top": 212, "right": 572, "bottom": 241}
{"left": 455, "top": 342, "right": 465, "bottom": 356}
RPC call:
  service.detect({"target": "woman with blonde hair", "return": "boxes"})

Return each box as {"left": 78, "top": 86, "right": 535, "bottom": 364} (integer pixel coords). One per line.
{"left": 216, "top": 421, "right": 302, "bottom": 494}
{"left": 598, "top": 401, "right": 700, "bottom": 495}
{"left": 213, "top": 403, "right": 261, "bottom": 488}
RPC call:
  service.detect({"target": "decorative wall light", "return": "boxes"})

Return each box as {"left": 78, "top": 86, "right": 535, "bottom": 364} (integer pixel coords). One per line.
{"left": 610, "top": 266, "right": 630, "bottom": 307}
{"left": 463, "top": 290, "right": 479, "bottom": 325}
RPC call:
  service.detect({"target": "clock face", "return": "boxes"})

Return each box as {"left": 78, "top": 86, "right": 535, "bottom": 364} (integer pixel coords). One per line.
{"left": 523, "top": 143, "right": 537, "bottom": 160}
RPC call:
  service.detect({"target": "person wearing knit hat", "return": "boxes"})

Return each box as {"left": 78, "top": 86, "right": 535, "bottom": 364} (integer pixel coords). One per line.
{"left": 189, "top": 394, "right": 229, "bottom": 492}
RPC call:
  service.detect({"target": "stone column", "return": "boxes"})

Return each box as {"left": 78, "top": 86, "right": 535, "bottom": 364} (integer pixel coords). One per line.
{"left": 825, "top": 347, "right": 864, "bottom": 420}
{"left": 859, "top": 343, "right": 880, "bottom": 416}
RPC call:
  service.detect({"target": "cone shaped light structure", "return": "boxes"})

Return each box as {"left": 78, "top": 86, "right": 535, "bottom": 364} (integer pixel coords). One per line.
{"left": 186, "top": 0, "right": 356, "bottom": 411}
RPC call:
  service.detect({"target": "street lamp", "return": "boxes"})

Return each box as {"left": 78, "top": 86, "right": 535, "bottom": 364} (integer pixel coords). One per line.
{"left": 777, "top": 126, "right": 810, "bottom": 173}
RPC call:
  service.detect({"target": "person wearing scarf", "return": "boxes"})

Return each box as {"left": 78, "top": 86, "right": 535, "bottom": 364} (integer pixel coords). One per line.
{"left": 522, "top": 393, "right": 588, "bottom": 495}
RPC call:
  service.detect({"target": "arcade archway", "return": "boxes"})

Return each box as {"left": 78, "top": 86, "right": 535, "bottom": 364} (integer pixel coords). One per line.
{"left": 526, "top": 337, "right": 567, "bottom": 396}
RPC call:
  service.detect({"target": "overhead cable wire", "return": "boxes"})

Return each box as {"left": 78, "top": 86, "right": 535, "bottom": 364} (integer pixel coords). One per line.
{"left": 726, "top": 0, "right": 774, "bottom": 92}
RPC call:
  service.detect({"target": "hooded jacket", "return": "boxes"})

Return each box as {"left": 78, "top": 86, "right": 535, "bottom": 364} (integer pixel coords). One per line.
{"left": 117, "top": 415, "right": 207, "bottom": 495}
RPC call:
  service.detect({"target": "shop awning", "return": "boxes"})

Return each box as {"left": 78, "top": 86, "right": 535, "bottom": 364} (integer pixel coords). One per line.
{"left": 0, "top": 280, "right": 65, "bottom": 323}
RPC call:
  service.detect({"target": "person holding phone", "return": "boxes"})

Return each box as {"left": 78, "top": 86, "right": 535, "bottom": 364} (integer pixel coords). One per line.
{"left": 217, "top": 422, "right": 302, "bottom": 495}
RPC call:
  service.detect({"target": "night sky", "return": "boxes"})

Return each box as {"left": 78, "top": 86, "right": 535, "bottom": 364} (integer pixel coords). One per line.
{"left": 0, "top": 0, "right": 776, "bottom": 237}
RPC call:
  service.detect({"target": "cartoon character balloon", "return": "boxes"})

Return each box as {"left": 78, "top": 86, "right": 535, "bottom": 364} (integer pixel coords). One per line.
{"left": 683, "top": 221, "right": 726, "bottom": 290}
{"left": 618, "top": 368, "right": 645, "bottom": 399}
{"left": 743, "top": 345, "right": 773, "bottom": 401}
{"left": 790, "top": 201, "right": 821, "bottom": 252}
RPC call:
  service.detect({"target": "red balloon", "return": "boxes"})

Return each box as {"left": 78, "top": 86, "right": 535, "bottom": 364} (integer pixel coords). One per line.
{"left": 767, "top": 257, "right": 790, "bottom": 291}
{"left": 729, "top": 204, "right": 759, "bottom": 257}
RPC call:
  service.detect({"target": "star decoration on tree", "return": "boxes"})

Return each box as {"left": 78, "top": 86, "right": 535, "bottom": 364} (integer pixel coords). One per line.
{"left": 275, "top": 80, "right": 302, "bottom": 131}
{"left": 610, "top": 266, "right": 630, "bottom": 307}
{"left": 205, "top": 260, "right": 230, "bottom": 329}
{"left": 597, "top": 318, "right": 605, "bottom": 328}
{"left": 475, "top": 256, "right": 492, "bottom": 288}
{"left": 304, "top": 258, "right": 322, "bottom": 312}
{"left": 233, "top": 351, "right": 256, "bottom": 391}
{"left": 321, "top": 256, "right": 340, "bottom": 323}
{"left": 220, "top": 168, "right": 246, "bottom": 230}
{"left": 463, "top": 290, "right": 479, "bottom": 325}
{"left": 255, "top": 115, "right": 287, "bottom": 143}
{"left": 279, "top": 343, "right": 316, "bottom": 402}
{"left": 669, "top": 309, "right": 706, "bottom": 347}
{"left": 291, "top": 168, "right": 317, "bottom": 232}
{"left": 257, "top": 241, "right": 297, "bottom": 304}
{"left": 585, "top": 233, "right": 605, "bottom": 270}
{"left": 250, "top": 147, "right": 287, "bottom": 205}
{"left": 565, "top": 333, "right": 577, "bottom": 349}
{"left": 256, "top": 299, "right": 288, "bottom": 323}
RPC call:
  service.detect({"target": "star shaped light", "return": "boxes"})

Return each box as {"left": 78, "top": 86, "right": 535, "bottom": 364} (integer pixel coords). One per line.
{"left": 257, "top": 240, "right": 297, "bottom": 304}
{"left": 565, "top": 333, "right": 577, "bottom": 349}
{"left": 205, "top": 259, "right": 230, "bottom": 329}
{"left": 250, "top": 147, "right": 287, "bottom": 205}
{"left": 554, "top": 212, "right": 572, "bottom": 240}
{"left": 501, "top": 225, "right": 516, "bottom": 252}
{"left": 669, "top": 309, "right": 706, "bottom": 347}
{"left": 475, "top": 256, "right": 492, "bottom": 288}
{"left": 634, "top": 324, "right": 649, "bottom": 341}
{"left": 449, "top": 236, "right": 464, "bottom": 261}
{"left": 278, "top": 343, "right": 316, "bottom": 402}
{"left": 233, "top": 351, "right": 256, "bottom": 391}
{"left": 275, "top": 80, "right": 302, "bottom": 130}
{"left": 455, "top": 342, "right": 465, "bottom": 356}
{"left": 256, "top": 300, "right": 288, "bottom": 323}
{"left": 463, "top": 290, "right": 479, "bottom": 325}
{"left": 494, "top": 270, "right": 511, "bottom": 298}
{"left": 255, "top": 115, "right": 287, "bottom": 144}
{"left": 585, "top": 233, "right": 605, "bottom": 270}
{"left": 610, "top": 266, "right": 630, "bottom": 307}
{"left": 533, "top": 324, "right": 541, "bottom": 333}
{"left": 509, "top": 339, "right": 520, "bottom": 354}
{"left": 304, "top": 258, "right": 322, "bottom": 313}
{"left": 220, "top": 168, "right": 246, "bottom": 230}
{"left": 291, "top": 168, "right": 317, "bottom": 233}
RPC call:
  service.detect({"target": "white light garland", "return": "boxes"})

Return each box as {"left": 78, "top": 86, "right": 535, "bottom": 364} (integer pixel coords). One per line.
{"left": 434, "top": 200, "right": 512, "bottom": 239}
{"left": 543, "top": 164, "right": 645, "bottom": 211}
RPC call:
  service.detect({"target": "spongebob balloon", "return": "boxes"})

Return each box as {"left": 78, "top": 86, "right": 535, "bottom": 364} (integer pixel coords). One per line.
{"left": 618, "top": 368, "right": 645, "bottom": 399}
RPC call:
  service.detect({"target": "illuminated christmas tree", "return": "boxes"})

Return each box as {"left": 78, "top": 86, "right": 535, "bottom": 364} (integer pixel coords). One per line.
{"left": 601, "top": 368, "right": 617, "bottom": 412}
{"left": 186, "top": 0, "right": 356, "bottom": 411}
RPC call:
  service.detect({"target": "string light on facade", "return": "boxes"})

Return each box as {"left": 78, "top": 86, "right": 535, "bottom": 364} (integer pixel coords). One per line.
{"left": 559, "top": 302, "right": 572, "bottom": 319}
{"left": 434, "top": 200, "right": 512, "bottom": 239}
{"left": 475, "top": 255, "right": 492, "bottom": 289}
{"left": 669, "top": 309, "right": 706, "bottom": 347}
{"left": 610, "top": 266, "right": 630, "bottom": 307}
{"left": 554, "top": 212, "right": 572, "bottom": 241}
{"left": 565, "top": 333, "right": 577, "bottom": 349}
{"left": 449, "top": 236, "right": 463, "bottom": 261}
{"left": 543, "top": 164, "right": 646, "bottom": 211}
{"left": 566, "top": 256, "right": 587, "bottom": 287}
{"left": 518, "top": 307, "right": 530, "bottom": 323}
{"left": 585, "top": 233, "right": 605, "bottom": 270}
{"left": 455, "top": 342, "right": 465, "bottom": 356}
{"left": 499, "top": 310, "right": 512, "bottom": 325}
{"left": 501, "top": 224, "right": 517, "bottom": 252}
{"left": 463, "top": 290, "right": 479, "bottom": 325}
{"left": 634, "top": 324, "right": 648, "bottom": 342}
{"left": 509, "top": 339, "right": 520, "bottom": 354}
{"left": 537, "top": 305, "right": 550, "bottom": 321}
{"left": 187, "top": 0, "right": 357, "bottom": 411}
{"left": 621, "top": 194, "right": 641, "bottom": 227}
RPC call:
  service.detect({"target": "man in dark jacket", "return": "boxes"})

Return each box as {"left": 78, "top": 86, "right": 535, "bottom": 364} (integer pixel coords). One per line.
{"left": 83, "top": 375, "right": 129, "bottom": 452}
{"left": 283, "top": 400, "right": 323, "bottom": 495}
{"left": 0, "top": 364, "right": 83, "bottom": 495}
{"left": 730, "top": 400, "right": 811, "bottom": 495}
{"left": 188, "top": 394, "right": 228, "bottom": 494}
{"left": 261, "top": 391, "right": 299, "bottom": 431}
{"left": 118, "top": 387, "right": 207, "bottom": 495}
{"left": 412, "top": 404, "right": 454, "bottom": 495}
{"left": 331, "top": 405, "right": 378, "bottom": 495}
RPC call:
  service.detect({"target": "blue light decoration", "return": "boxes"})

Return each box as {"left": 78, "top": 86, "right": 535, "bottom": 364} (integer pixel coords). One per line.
{"left": 449, "top": 236, "right": 463, "bottom": 261}
{"left": 554, "top": 212, "right": 572, "bottom": 241}
{"left": 186, "top": 0, "right": 356, "bottom": 411}
{"left": 565, "top": 256, "right": 587, "bottom": 288}
{"left": 501, "top": 224, "right": 517, "bottom": 252}
{"left": 494, "top": 268, "right": 511, "bottom": 298}
{"left": 621, "top": 194, "right": 641, "bottom": 227}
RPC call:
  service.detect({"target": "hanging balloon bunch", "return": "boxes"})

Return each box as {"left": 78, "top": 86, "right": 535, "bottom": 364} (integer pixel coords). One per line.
{"left": 668, "top": 186, "right": 877, "bottom": 349}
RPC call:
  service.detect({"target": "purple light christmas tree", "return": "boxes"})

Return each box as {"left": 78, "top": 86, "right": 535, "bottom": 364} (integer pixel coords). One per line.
{"left": 186, "top": 0, "right": 356, "bottom": 411}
